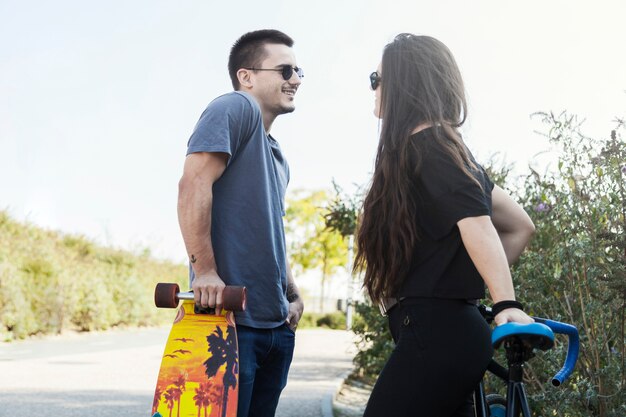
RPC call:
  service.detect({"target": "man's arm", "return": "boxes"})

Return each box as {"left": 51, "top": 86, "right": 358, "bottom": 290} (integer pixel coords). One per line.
{"left": 285, "top": 260, "right": 304, "bottom": 331}
{"left": 178, "top": 152, "right": 228, "bottom": 314}
{"left": 490, "top": 185, "right": 535, "bottom": 265}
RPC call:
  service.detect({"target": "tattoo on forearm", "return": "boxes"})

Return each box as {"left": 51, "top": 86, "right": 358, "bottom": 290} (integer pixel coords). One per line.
{"left": 287, "top": 282, "right": 300, "bottom": 303}
{"left": 190, "top": 254, "right": 197, "bottom": 263}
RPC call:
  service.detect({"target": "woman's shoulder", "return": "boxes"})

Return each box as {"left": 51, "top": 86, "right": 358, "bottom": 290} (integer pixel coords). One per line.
{"left": 414, "top": 128, "right": 489, "bottom": 191}
{"left": 411, "top": 127, "right": 456, "bottom": 166}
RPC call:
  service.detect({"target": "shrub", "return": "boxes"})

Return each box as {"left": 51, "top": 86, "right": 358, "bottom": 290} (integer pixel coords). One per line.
{"left": 351, "top": 301, "right": 392, "bottom": 380}
{"left": 297, "top": 312, "right": 320, "bottom": 328}
{"left": 316, "top": 311, "right": 347, "bottom": 329}
{"left": 0, "top": 212, "right": 188, "bottom": 340}
{"left": 510, "top": 112, "right": 626, "bottom": 417}
{"left": 298, "top": 311, "right": 347, "bottom": 330}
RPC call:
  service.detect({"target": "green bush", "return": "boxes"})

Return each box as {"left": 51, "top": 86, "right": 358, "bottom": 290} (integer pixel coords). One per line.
{"left": 297, "top": 312, "right": 320, "bottom": 328}
{"left": 509, "top": 112, "right": 626, "bottom": 417}
{"left": 0, "top": 213, "right": 188, "bottom": 340}
{"left": 316, "top": 311, "right": 346, "bottom": 329}
{"left": 298, "top": 311, "right": 347, "bottom": 329}
{"left": 351, "top": 301, "right": 393, "bottom": 380}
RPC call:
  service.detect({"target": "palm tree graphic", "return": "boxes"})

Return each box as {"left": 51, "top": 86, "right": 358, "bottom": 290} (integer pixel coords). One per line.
{"left": 174, "top": 373, "right": 187, "bottom": 393}
{"left": 193, "top": 381, "right": 217, "bottom": 417}
{"left": 210, "top": 384, "right": 224, "bottom": 417}
{"left": 204, "top": 325, "right": 238, "bottom": 417}
{"left": 163, "top": 389, "right": 175, "bottom": 417}
{"left": 193, "top": 383, "right": 208, "bottom": 417}
{"left": 165, "top": 386, "right": 183, "bottom": 417}
{"left": 152, "top": 386, "right": 164, "bottom": 414}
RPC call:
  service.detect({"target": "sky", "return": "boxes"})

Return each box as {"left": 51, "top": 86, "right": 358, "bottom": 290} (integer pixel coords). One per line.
{"left": 1, "top": 0, "right": 625, "bottom": 264}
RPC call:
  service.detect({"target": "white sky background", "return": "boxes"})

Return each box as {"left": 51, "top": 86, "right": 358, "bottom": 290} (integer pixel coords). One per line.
{"left": 1, "top": 0, "right": 624, "bottom": 263}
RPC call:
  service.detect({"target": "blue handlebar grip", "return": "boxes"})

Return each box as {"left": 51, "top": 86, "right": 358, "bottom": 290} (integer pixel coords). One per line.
{"left": 535, "top": 318, "right": 580, "bottom": 386}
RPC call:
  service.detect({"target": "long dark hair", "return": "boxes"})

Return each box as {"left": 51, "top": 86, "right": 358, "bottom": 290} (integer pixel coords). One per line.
{"left": 355, "top": 34, "right": 480, "bottom": 304}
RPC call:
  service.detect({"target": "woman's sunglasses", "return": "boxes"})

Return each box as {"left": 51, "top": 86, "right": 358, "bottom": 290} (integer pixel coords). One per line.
{"left": 245, "top": 65, "right": 304, "bottom": 81}
{"left": 369, "top": 71, "right": 382, "bottom": 90}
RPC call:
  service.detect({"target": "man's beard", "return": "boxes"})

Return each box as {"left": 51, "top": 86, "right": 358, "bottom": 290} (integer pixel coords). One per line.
{"left": 275, "top": 103, "right": 296, "bottom": 116}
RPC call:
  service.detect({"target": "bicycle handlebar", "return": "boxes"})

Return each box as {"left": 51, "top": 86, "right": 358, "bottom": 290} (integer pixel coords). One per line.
{"left": 533, "top": 317, "right": 580, "bottom": 386}
{"left": 479, "top": 305, "right": 580, "bottom": 386}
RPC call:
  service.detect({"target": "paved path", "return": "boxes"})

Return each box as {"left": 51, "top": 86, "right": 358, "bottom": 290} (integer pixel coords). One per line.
{"left": 0, "top": 327, "right": 355, "bottom": 417}
{"left": 276, "top": 329, "right": 356, "bottom": 417}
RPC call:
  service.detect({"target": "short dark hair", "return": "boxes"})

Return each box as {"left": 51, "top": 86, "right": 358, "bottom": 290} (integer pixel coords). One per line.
{"left": 228, "top": 29, "right": 295, "bottom": 90}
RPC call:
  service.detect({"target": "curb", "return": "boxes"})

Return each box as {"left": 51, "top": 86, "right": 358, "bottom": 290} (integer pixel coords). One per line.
{"left": 321, "top": 370, "right": 352, "bottom": 417}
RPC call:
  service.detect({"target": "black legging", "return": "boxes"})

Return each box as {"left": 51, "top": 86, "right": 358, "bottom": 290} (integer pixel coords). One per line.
{"left": 363, "top": 298, "right": 493, "bottom": 417}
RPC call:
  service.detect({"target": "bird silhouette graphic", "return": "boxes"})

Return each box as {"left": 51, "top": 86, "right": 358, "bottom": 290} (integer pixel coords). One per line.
{"left": 173, "top": 349, "right": 192, "bottom": 355}
{"left": 164, "top": 354, "right": 179, "bottom": 359}
{"left": 173, "top": 338, "right": 195, "bottom": 343}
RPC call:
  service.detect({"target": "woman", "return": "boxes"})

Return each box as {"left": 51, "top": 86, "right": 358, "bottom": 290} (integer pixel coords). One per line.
{"left": 355, "top": 34, "right": 536, "bottom": 417}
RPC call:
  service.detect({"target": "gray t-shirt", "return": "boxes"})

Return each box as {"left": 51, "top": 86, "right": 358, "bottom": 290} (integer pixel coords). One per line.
{"left": 186, "top": 91, "right": 290, "bottom": 328}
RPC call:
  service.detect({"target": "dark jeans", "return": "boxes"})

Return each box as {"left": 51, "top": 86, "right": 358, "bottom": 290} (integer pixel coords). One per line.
{"left": 363, "top": 298, "right": 493, "bottom": 417}
{"left": 237, "top": 323, "right": 295, "bottom": 417}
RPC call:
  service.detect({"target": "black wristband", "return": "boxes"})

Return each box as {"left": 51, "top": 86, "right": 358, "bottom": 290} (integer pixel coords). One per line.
{"left": 492, "top": 300, "right": 524, "bottom": 316}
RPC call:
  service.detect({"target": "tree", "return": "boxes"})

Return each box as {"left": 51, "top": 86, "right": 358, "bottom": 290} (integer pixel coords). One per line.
{"left": 324, "top": 182, "right": 362, "bottom": 327}
{"left": 152, "top": 385, "right": 164, "bottom": 415}
{"left": 163, "top": 388, "right": 177, "bottom": 417}
{"left": 193, "top": 381, "right": 215, "bottom": 417}
{"left": 174, "top": 373, "right": 187, "bottom": 393}
{"left": 285, "top": 189, "right": 348, "bottom": 312}
{"left": 204, "top": 325, "right": 238, "bottom": 417}
{"left": 193, "top": 384, "right": 207, "bottom": 417}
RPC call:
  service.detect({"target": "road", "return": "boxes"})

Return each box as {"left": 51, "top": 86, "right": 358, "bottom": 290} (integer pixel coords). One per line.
{"left": 276, "top": 329, "right": 356, "bottom": 417}
{"left": 0, "top": 326, "right": 355, "bottom": 417}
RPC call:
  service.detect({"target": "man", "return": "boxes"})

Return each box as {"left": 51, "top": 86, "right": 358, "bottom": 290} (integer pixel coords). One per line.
{"left": 177, "top": 29, "right": 304, "bottom": 417}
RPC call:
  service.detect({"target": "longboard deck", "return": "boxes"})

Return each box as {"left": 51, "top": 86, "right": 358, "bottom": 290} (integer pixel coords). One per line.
{"left": 152, "top": 300, "right": 239, "bottom": 417}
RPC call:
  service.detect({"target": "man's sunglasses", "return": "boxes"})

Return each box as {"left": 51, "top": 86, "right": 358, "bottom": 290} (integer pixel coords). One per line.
{"left": 245, "top": 65, "right": 304, "bottom": 81}
{"left": 369, "top": 71, "right": 382, "bottom": 90}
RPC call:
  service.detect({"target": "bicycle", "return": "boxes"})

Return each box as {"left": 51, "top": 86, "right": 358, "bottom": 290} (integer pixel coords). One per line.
{"left": 473, "top": 305, "right": 580, "bottom": 417}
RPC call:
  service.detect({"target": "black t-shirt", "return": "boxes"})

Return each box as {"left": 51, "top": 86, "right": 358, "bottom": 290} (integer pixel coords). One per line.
{"left": 398, "top": 127, "right": 494, "bottom": 300}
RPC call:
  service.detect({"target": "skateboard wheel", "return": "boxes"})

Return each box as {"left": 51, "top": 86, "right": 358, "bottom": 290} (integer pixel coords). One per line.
{"left": 154, "top": 283, "right": 180, "bottom": 308}
{"left": 223, "top": 286, "right": 246, "bottom": 312}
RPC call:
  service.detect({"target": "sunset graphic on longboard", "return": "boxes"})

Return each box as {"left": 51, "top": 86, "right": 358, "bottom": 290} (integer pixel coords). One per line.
{"left": 152, "top": 284, "right": 246, "bottom": 417}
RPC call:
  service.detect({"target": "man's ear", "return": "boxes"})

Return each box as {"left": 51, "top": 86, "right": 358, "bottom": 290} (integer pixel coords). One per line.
{"left": 237, "top": 69, "right": 253, "bottom": 89}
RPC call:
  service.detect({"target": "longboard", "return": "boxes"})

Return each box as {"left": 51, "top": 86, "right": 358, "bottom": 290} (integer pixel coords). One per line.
{"left": 151, "top": 283, "right": 246, "bottom": 417}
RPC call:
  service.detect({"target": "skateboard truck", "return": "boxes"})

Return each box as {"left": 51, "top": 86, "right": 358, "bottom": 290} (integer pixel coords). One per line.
{"left": 154, "top": 283, "right": 247, "bottom": 312}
